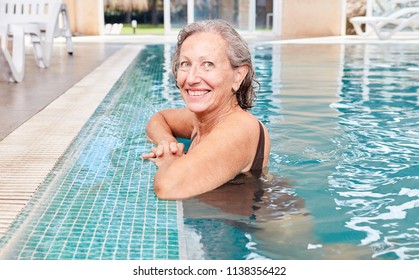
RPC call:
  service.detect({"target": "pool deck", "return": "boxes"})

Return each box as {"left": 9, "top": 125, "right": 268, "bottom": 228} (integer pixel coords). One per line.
{"left": 1, "top": 33, "right": 419, "bottom": 240}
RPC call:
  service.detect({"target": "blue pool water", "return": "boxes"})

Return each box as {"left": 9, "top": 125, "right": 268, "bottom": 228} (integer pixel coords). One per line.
{"left": 183, "top": 43, "right": 419, "bottom": 260}
{"left": 0, "top": 43, "right": 418, "bottom": 260}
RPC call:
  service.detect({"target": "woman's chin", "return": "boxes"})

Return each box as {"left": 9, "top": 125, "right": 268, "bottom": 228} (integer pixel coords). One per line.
{"left": 186, "top": 105, "right": 208, "bottom": 114}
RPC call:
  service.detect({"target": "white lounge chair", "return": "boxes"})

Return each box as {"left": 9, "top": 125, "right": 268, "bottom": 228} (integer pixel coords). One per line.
{"left": 104, "top": 23, "right": 112, "bottom": 35}
{"left": 0, "top": 24, "right": 25, "bottom": 82}
{"left": 350, "top": 7, "right": 419, "bottom": 39}
{"left": 104, "top": 23, "right": 124, "bottom": 35}
{"left": 110, "top": 23, "right": 123, "bottom": 35}
{"left": 0, "top": 0, "right": 73, "bottom": 68}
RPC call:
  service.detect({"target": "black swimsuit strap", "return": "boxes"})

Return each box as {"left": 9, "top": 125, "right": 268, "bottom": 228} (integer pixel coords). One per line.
{"left": 250, "top": 121, "right": 265, "bottom": 172}
{"left": 190, "top": 132, "right": 197, "bottom": 144}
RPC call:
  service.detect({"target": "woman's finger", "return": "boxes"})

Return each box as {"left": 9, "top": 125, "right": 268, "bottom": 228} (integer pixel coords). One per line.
{"left": 169, "top": 142, "right": 179, "bottom": 154}
{"left": 155, "top": 142, "right": 165, "bottom": 157}
{"left": 141, "top": 152, "right": 156, "bottom": 159}
{"left": 176, "top": 143, "right": 185, "bottom": 155}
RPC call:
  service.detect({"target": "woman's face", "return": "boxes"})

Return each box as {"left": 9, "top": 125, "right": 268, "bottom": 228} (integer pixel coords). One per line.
{"left": 176, "top": 32, "right": 246, "bottom": 115}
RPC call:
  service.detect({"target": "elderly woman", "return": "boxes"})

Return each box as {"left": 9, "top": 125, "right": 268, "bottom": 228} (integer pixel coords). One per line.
{"left": 142, "top": 19, "right": 270, "bottom": 200}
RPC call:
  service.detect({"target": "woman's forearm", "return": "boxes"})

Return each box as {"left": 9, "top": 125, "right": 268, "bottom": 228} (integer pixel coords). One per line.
{"left": 145, "top": 112, "right": 178, "bottom": 144}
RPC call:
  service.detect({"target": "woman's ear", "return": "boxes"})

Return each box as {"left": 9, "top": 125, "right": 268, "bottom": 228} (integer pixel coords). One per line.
{"left": 233, "top": 65, "right": 248, "bottom": 92}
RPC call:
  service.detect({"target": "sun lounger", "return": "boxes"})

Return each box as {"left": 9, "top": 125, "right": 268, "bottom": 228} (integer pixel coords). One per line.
{"left": 0, "top": 0, "right": 73, "bottom": 68}
{"left": 350, "top": 7, "right": 419, "bottom": 39}
{"left": 0, "top": 24, "right": 25, "bottom": 82}
{"left": 104, "top": 23, "right": 112, "bottom": 35}
{"left": 110, "top": 23, "right": 123, "bottom": 35}
{"left": 104, "top": 23, "right": 123, "bottom": 35}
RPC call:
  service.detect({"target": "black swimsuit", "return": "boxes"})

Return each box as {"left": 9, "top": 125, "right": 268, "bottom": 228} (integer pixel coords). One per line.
{"left": 250, "top": 121, "right": 265, "bottom": 172}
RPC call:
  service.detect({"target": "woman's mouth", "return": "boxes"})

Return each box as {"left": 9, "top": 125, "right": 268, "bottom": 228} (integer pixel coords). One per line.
{"left": 187, "top": 90, "right": 210, "bottom": 96}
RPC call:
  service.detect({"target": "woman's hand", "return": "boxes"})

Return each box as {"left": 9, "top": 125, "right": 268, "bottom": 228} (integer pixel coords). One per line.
{"left": 142, "top": 140, "right": 185, "bottom": 167}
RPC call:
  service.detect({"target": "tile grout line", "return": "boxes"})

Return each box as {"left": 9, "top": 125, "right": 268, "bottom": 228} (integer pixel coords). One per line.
{"left": 0, "top": 45, "right": 143, "bottom": 239}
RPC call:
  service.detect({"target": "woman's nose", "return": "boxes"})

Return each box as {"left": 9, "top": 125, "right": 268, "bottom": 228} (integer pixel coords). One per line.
{"left": 186, "top": 65, "right": 202, "bottom": 84}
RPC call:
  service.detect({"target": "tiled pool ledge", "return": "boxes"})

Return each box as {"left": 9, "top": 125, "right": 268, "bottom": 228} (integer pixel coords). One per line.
{"left": 0, "top": 45, "right": 142, "bottom": 240}
{"left": 0, "top": 45, "right": 185, "bottom": 260}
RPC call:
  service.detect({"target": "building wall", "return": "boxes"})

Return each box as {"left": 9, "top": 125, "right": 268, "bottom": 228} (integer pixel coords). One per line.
{"left": 237, "top": 0, "right": 249, "bottom": 30}
{"left": 217, "top": 1, "right": 235, "bottom": 24}
{"left": 281, "top": 0, "right": 345, "bottom": 37}
{"left": 63, "top": 0, "right": 346, "bottom": 37}
{"left": 64, "top": 0, "right": 104, "bottom": 35}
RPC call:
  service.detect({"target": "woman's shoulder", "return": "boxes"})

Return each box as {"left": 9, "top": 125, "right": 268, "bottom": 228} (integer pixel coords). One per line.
{"left": 227, "top": 111, "right": 263, "bottom": 133}
{"left": 209, "top": 111, "right": 261, "bottom": 141}
{"left": 227, "top": 110, "right": 259, "bottom": 125}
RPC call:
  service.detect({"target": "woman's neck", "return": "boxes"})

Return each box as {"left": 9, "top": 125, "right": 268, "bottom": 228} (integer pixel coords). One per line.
{"left": 194, "top": 104, "right": 242, "bottom": 137}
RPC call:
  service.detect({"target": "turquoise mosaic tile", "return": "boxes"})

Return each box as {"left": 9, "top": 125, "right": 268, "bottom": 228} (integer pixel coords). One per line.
{"left": 0, "top": 45, "right": 181, "bottom": 260}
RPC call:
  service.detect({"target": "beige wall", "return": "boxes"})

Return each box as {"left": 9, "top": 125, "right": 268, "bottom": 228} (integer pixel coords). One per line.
{"left": 281, "top": 0, "right": 345, "bottom": 37}
{"left": 62, "top": 0, "right": 345, "bottom": 37}
{"left": 64, "top": 0, "right": 104, "bottom": 35}
{"left": 218, "top": 1, "right": 234, "bottom": 23}
{"left": 237, "top": 0, "right": 249, "bottom": 30}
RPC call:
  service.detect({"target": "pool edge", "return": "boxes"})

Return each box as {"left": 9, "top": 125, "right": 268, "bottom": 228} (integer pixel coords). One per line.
{"left": 0, "top": 44, "right": 143, "bottom": 243}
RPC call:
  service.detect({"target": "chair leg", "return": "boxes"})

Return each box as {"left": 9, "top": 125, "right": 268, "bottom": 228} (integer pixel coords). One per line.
{"left": 21, "top": 23, "right": 48, "bottom": 68}
{"left": 60, "top": 5, "right": 73, "bottom": 55}
{"left": 30, "top": 33, "right": 47, "bottom": 68}
{"left": 11, "top": 25, "right": 25, "bottom": 77}
{"left": 1, "top": 25, "right": 25, "bottom": 82}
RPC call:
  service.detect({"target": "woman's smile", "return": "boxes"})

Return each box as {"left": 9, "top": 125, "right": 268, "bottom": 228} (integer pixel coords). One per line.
{"left": 187, "top": 89, "right": 210, "bottom": 97}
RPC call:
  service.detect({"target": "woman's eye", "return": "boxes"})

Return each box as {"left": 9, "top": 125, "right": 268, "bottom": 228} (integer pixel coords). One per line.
{"left": 203, "top": 61, "right": 214, "bottom": 68}
{"left": 179, "top": 61, "right": 189, "bottom": 68}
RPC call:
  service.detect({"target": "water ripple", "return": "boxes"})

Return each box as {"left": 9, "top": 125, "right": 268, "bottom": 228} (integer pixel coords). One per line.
{"left": 329, "top": 44, "right": 419, "bottom": 259}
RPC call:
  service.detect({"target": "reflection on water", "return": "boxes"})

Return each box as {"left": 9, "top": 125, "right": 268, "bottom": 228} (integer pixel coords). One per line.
{"left": 330, "top": 44, "right": 419, "bottom": 259}
{"left": 183, "top": 173, "right": 309, "bottom": 259}
{"left": 184, "top": 173, "right": 374, "bottom": 259}
{"left": 182, "top": 44, "right": 419, "bottom": 259}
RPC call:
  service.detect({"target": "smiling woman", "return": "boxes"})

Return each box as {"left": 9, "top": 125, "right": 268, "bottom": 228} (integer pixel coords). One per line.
{"left": 142, "top": 19, "right": 270, "bottom": 200}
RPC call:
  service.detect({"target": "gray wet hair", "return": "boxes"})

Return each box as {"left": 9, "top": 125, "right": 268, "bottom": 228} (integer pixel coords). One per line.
{"left": 172, "top": 19, "right": 258, "bottom": 110}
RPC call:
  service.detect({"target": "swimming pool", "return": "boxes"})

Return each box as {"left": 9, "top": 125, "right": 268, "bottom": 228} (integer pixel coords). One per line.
{"left": 183, "top": 43, "right": 419, "bottom": 260}
{"left": 0, "top": 42, "right": 418, "bottom": 260}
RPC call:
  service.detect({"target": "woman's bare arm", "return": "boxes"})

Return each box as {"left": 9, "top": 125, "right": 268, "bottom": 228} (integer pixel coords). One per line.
{"left": 145, "top": 107, "right": 195, "bottom": 143}
{"left": 152, "top": 113, "right": 262, "bottom": 200}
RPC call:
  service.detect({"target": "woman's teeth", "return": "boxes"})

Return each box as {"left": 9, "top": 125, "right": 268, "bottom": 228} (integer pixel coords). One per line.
{"left": 188, "top": 90, "right": 209, "bottom": 96}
